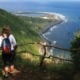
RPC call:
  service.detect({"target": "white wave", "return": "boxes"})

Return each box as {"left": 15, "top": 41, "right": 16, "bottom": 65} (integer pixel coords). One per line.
{"left": 53, "top": 13, "right": 68, "bottom": 22}
{"left": 43, "top": 34, "right": 50, "bottom": 41}
{"left": 50, "top": 25, "right": 58, "bottom": 31}
{"left": 14, "top": 11, "right": 68, "bottom": 22}
{"left": 38, "top": 11, "right": 68, "bottom": 22}
{"left": 44, "top": 32, "right": 51, "bottom": 35}
{"left": 52, "top": 41, "right": 57, "bottom": 45}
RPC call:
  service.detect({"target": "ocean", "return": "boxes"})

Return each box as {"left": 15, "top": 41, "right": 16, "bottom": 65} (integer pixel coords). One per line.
{"left": 0, "top": 1, "right": 80, "bottom": 59}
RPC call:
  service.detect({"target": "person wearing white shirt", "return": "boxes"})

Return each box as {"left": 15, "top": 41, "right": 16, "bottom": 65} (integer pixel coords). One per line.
{"left": 0, "top": 26, "right": 17, "bottom": 78}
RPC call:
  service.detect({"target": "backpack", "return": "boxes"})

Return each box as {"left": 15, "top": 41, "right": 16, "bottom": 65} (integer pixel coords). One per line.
{"left": 1, "top": 37, "right": 11, "bottom": 53}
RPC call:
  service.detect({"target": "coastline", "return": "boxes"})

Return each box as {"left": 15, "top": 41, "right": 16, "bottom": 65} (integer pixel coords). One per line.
{"left": 38, "top": 12, "right": 67, "bottom": 56}
{"left": 39, "top": 20, "right": 63, "bottom": 35}
{"left": 38, "top": 12, "right": 66, "bottom": 43}
{"left": 13, "top": 11, "right": 66, "bottom": 44}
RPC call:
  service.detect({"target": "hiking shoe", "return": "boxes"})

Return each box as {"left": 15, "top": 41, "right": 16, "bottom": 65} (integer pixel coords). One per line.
{"left": 3, "top": 74, "right": 9, "bottom": 78}
{"left": 8, "top": 72, "right": 13, "bottom": 76}
{"left": 8, "top": 72, "right": 15, "bottom": 77}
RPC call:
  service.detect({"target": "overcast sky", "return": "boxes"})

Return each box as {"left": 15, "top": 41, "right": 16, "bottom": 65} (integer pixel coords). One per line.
{"left": 0, "top": 0, "right": 80, "bottom": 2}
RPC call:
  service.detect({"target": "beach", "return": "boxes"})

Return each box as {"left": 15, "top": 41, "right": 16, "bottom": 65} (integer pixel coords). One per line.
{"left": 13, "top": 11, "right": 66, "bottom": 36}
{"left": 38, "top": 12, "right": 66, "bottom": 43}
{"left": 39, "top": 12, "right": 66, "bottom": 35}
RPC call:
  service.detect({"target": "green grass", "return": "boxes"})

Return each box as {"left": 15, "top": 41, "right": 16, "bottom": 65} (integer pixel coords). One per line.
{"left": 18, "top": 16, "right": 52, "bottom": 32}
{"left": 0, "top": 9, "right": 53, "bottom": 55}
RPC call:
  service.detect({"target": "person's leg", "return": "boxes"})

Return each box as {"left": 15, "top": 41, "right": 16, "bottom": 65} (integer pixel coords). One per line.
{"left": 10, "top": 65, "right": 14, "bottom": 73}
{"left": 2, "top": 53, "right": 9, "bottom": 77}
{"left": 9, "top": 50, "right": 16, "bottom": 74}
{"left": 4, "top": 66, "right": 9, "bottom": 77}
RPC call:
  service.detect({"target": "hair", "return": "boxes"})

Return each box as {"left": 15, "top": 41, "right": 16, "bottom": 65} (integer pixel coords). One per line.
{"left": 2, "top": 25, "right": 10, "bottom": 36}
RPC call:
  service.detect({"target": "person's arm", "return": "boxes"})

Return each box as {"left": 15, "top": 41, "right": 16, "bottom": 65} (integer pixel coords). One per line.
{"left": 0, "top": 36, "right": 2, "bottom": 48}
{"left": 11, "top": 35, "right": 18, "bottom": 50}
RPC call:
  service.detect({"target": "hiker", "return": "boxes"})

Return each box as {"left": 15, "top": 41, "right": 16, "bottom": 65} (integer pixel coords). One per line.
{"left": 0, "top": 25, "right": 17, "bottom": 78}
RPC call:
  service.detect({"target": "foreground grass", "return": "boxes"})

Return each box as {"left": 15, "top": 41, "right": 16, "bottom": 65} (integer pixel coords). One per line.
{"left": 15, "top": 52, "right": 76, "bottom": 80}
{"left": 0, "top": 51, "right": 79, "bottom": 80}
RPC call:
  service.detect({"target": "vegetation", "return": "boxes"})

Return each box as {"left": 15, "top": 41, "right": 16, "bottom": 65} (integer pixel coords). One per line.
{"left": 70, "top": 31, "right": 80, "bottom": 71}
{"left": 0, "top": 9, "right": 79, "bottom": 80}
{"left": 18, "top": 16, "right": 52, "bottom": 33}
{"left": 0, "top": 9, "right": 52, "bottom": 55}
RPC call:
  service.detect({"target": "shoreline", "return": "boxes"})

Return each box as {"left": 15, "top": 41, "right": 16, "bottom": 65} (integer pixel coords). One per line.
{"left": 38, "top": 12, "right": 66, "bottom": 35}
{"left": 38, "top": 12, "right": 66, "bottom": 56}
{"left": 39, "top": 20, "right": 63, "bottom": 35}
{"left": 39, "top": 20, "right": 63, "bottom": 45}
{"left": 38, "top": 13, "right": 65, "bottom": 44}
{"left": 13, "top": 11, "right": 66, "bottom": 44}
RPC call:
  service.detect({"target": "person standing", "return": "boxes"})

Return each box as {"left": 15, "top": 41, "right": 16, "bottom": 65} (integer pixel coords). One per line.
{"left": 0, "top": 26, "right": 17, "bottom": 78}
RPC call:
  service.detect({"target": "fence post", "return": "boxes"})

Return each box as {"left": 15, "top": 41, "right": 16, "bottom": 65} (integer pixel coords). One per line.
{"left": 39, "top": 45, "right": 47, "bottom": 68}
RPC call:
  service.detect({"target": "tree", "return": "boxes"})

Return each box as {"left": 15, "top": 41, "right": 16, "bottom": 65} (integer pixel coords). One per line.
{"left": 71, "top": 31, "right": 80, "bottom": 71}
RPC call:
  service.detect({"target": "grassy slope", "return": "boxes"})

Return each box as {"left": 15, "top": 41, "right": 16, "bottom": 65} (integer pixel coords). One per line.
{"left": 18, "top": 16, "right": 52, "bottom": 33}
{"left": 0, "top": 9, "right": 39, "bottom": 41}
{"left": 0, "top": 9, "right": 38, "bottom": 54}
{"left": 0, "top": 9, "right": 52, "bottom": 54}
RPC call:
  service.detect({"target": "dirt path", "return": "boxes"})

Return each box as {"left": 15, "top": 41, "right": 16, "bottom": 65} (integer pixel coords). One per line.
{"left": 1, "top": 66, "right": 76, "bottom": 80}
{"left": 1, "top": 67, "right": 64, "bottom": 80}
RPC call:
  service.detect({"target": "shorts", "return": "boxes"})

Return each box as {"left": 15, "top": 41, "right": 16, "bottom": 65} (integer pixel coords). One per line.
{"left": 2, "top": 50, "right": 16, "bottom": 67}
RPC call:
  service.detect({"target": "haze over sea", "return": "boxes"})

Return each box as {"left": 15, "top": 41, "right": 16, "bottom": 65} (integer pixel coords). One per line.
{"left": 0, "top": 1, "right": 80, "bottom": 58}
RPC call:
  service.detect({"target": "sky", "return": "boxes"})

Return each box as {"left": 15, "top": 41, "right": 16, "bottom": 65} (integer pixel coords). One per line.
{"left": 0, "top": 0, "right": 80, "bottom": 2}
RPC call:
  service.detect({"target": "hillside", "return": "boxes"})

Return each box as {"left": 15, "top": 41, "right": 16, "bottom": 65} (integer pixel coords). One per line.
{"left": 0, "top": 9, "right": 78, "bottom": 80}
{"left": 0, "top": 9, "right": 39, "bottom": 41}
{"left": 0, "top": 9, "right": 53, "bottom": 54}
